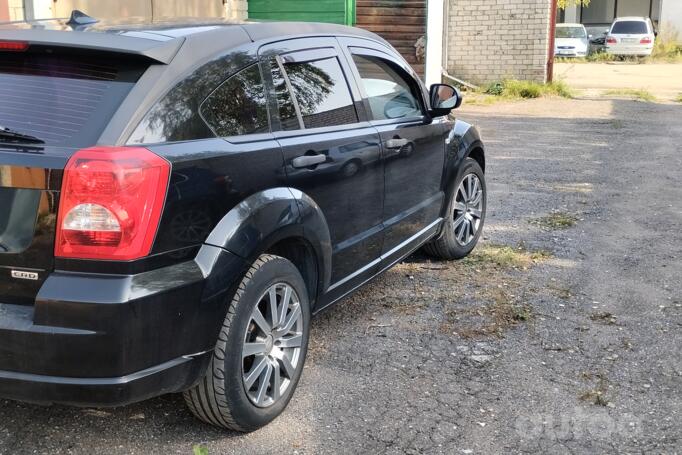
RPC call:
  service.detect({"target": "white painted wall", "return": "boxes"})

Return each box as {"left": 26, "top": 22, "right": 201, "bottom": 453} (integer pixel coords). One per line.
{"left": 564, "top": 5, "right": 579, "bottom": 23}
{"left": 660, "top": 0, "right": 682, "bottom": 41}
{"left": 24, "top": 0, "right": 53, "bottom": 19}
{"left": 425, "top": 0, "right": 444, "bottom": 86}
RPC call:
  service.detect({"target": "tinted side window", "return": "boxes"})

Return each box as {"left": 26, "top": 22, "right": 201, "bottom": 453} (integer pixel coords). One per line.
{"left": 351, "top": 54, "right": 423, "bottom": 121}
{"left": 201, "top": 64, "right": 269, "bottom": 137}
{"left": 270, "top": 56, "right": 358, "bottom": 130}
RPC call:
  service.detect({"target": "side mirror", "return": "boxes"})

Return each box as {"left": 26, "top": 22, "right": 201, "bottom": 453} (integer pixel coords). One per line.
{"left": 429, "top": 83, "right": 462, "bottom": 117}
{"left": 588, "top": 34, "right": 593, "bottom": 39}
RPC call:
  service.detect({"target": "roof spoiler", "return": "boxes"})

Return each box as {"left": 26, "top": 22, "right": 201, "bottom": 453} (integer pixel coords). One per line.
{"left": 0, "top": 28, "right": 184, "bottom": 64}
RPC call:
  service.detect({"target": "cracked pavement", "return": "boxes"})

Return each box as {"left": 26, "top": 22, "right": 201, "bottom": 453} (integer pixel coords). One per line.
{"left": 1, "top": 96, "right": 680, "bottom": 454}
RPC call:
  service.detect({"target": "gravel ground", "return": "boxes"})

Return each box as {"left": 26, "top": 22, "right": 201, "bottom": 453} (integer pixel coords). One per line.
{"left": 1, "top": 96, "right": 680, "bottom": 454}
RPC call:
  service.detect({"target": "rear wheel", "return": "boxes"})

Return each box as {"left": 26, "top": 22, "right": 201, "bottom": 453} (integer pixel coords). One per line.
{"left": 183, "top": 254, "right": 310, "bottom": 432}
{"left": 423, "top": 158, "right": 486, "bottom": 260}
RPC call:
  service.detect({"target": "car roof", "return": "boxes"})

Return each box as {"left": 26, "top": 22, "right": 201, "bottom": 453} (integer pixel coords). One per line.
{"left": 557, "top": 23, "right": 585, "bottom": 28}
{"left": 613, "top": 17, "right": 649, "bottom": 22}
{"left": 0, "top": 17, "right": 386, "bottom": 63}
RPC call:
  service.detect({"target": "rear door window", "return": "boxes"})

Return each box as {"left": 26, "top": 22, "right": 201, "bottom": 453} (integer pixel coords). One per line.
{"left": 0, "top": 53, "right": 144, "bottom": 147}
{"left": 611, "top": 21, "right": 648, "bottom": 34}
{"left": 270, "top": 55, "right": 358, "bottom": 130}
{"left": 200, "top": 64, "right": 270, "bottom": 137}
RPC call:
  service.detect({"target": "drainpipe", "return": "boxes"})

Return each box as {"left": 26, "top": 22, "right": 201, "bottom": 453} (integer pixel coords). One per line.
{"left": 547, "top": 0, "right": 558, "bottom": 82}
{"left": 425, "top": 0, "right": 444, "bottom": 86}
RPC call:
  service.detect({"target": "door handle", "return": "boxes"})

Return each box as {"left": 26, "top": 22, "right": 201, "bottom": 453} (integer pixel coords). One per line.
{"left": 385, "top": 138, "right": 409, "bottom": 149}
{"left": 292, "top": 154, "right": 326, "bottom": 168}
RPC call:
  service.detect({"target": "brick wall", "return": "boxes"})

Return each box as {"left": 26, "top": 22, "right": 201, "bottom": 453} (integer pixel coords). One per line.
{"left": 446, "top": 0, "right": 552, "bottom": 84}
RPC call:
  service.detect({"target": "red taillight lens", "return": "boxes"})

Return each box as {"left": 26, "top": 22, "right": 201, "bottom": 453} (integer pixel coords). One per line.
{"left": 640, "top": 37, "right": 652, "bottom": 44}
{"left": 0, "top": 40, "right": 29, "bottom": 51}
{"left": 55, "top": 146, "right": 170, "bottom": 260}
{"left": 606, "top": 37, "right": 617, "bottom": 44}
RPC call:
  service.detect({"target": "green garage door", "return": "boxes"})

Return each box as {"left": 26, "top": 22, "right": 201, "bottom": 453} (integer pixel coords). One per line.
{"left": 248, "top": 0, "right": 355, "bottom": 26}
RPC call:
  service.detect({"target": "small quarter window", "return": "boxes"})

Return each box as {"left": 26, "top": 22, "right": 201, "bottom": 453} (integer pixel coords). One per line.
{"left": 270, "top": 56, "right": 358, "bottom": 130}
{"left": 351, "top": 54, "right": 423, "bottom": 121}
{"left": 201, "top": 64, "right": 269, "bottom": 137}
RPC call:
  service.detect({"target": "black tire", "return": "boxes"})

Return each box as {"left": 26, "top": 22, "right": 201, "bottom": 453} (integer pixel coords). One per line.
{"left": 423, "top": 158, "right": 486, "bottom": 260}
{"left": 183, "top": 254, "right": 310, "bottom": 432}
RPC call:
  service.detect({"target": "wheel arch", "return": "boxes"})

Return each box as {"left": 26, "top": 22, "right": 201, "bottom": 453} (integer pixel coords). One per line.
{"left": 437, "top": 120, "right": 486, "bottom": 224}
{"left": 203, "top": 187, "right": 332, "bottom": 305}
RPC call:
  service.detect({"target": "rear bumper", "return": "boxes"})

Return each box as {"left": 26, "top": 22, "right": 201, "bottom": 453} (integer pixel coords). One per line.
{"left": 606, "top": 45, "right": 653, "bottom": 56}
{"left": 0, "top": 351, "right": 211, "bottom": 407}
{"left": 0, "top": 245, "right": 246, "bottom": 406}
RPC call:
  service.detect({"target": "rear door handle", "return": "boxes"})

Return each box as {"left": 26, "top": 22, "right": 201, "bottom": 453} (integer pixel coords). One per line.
{"left": 292, "top": 154, "right": 326, "bottom": 168}
{"left": 385, "top": 138, "right": 409, "bottom": 149}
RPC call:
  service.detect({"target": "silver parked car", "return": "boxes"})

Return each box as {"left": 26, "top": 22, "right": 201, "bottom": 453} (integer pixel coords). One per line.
{"left": 555, "top": 23, "right": 590, "bottom": 58}
{"left": 605, "top": 17, "right": 656, "bottom": 56}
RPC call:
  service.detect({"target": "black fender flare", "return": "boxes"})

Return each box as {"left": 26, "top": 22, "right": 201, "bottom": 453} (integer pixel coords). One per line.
{"left": 436, "top": 119, "right": 486, "bottom": 229}
{"left": 203, "top": 187, "right": 333, "bottom": 293}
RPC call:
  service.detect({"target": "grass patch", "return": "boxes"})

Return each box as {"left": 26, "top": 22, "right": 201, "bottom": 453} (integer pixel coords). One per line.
{"left": 579, "top": 372, "right": 611, "bottom": 407}
{"left": 555, "top": 52, "right": 617, "bottom": 64}
{"left": 483, "top": 79, "right": 573, "bottom": 100}
{"left": 463, "top": 244, "right": 552, "bottom": 268}
{"left": 603, "top": 88, "right": 656, "bottom": 102}
{"left": 529, "top": 212, "right": 578, "bottom": 230}
{"left": 651, "top": 26, "right": 682, "bottom": 63}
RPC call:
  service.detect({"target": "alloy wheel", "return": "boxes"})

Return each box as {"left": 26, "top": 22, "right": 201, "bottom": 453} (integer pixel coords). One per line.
{"left": 242, "top": 283, "right": 303, "bottom": 408}
{"left": 453, "top": 173, "right": 483, "bottom": 246}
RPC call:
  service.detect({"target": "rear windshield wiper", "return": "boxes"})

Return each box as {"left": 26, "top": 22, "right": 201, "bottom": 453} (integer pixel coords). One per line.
{"left": 0, "top": 125, "right": 45, "bottom": 144}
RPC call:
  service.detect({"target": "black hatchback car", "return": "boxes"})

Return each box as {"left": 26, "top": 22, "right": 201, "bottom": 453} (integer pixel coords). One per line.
{"left": 0, "top": 15, "right": 486, "bottom": 431}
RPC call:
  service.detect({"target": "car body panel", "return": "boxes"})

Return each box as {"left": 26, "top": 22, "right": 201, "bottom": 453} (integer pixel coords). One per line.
{"left": 0, "top": 20, "right": 486, "bottom": 407}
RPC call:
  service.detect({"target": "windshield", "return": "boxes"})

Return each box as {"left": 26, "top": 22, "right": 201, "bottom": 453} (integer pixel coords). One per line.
{"left": 556, "top": 27, "right": 586, "bottom": 39}
{"left": 611, "top": 21, "right": 648, "bottom": 34}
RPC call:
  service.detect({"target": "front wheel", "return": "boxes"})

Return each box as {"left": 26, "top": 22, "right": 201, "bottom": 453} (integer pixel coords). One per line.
{"left": 423, "top": 158, "right": 486, "bottom": 260}
{"left": 183, "top": 254, "right": 310, "bottom": 432}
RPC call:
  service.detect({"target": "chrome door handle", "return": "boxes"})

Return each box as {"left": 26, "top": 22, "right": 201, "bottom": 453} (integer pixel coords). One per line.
{"left": 385, "top": 138, "right": 409, "bottom": 149}
{"left": 292, "top": 154, "right": 326, "bottom": 168}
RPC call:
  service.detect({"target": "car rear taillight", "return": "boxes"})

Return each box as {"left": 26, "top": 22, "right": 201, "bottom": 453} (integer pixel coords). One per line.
{"left": 606, "top": 37, "right": 617, "bottom": 44}
{"left": 0, "top": 40, "right": 29, "bottom": 51}
{"left": 55, "top": 146, "right": 170, "bottom": 260}
{"left": 640, "top": 37, "right": 652, "bottom": 44}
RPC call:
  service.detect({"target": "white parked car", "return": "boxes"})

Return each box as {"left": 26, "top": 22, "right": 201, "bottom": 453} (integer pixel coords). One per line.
{"left": 605, "top": 17, "right": 656, "bottom": 56}
{"left": 555, "top": 23, "right": 590, "bottom": 58}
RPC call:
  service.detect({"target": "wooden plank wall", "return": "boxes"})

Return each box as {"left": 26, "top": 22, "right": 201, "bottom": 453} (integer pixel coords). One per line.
{"left": 355, "top": 0, "right": 426, "bottom": 77}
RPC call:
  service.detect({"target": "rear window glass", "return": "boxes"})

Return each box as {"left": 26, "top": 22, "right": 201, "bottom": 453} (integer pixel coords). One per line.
{"left": 611, "top": 21, "right": 648, "bottom": 34}
{"left": 0, "top": 53, "right": 143, "bottom": 147}
{"left": 200, "top": 64, "right": 269, "bottom": 137}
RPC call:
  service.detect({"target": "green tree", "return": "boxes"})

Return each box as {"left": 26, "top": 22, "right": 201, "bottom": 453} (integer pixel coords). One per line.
{"left": 557, "top": 0, "right": 590, "bottom": 8}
